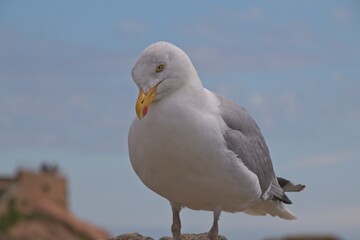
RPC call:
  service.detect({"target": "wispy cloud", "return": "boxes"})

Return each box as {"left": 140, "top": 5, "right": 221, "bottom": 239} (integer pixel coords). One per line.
{"left": 333, "top": 7, "right": 352, "bottom": 25}
{"left": 0, "top": 27, "right": 136, "bottom": 153}
{"left": 246, "top": 90, "right": 301, "bottom": 129}
{"left": 183, "top": 21, "right": 324, "bottom": 75}
{"left": 298, "top": 204, "right": 360, "bottom": 231}
{"left": 117, "top": 19, "right": 146, "bottom": 34}
{"left": 242, "top": 7, "right": 264, "bottom": 21}
{"left": 189, "top": 45, "right": 322, "bottom": 75}
{"left": 290, "top": 149, "right": 358, "bottom": 170}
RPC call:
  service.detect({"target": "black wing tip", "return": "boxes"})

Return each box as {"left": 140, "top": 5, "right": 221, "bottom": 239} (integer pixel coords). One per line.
{"left": 281, "top": 193, "right": 293, "bottom": 204}
{"left": 273, "top": 193, "right": 292, "bottom": 204}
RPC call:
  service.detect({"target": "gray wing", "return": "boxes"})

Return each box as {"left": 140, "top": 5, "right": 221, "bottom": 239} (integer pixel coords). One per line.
{"left": 217, "top": 94, "right": 291, "bottom": 204}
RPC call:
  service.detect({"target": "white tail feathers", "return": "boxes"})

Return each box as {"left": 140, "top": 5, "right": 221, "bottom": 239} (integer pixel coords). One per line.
{"left": 244, "top": 200, "right": 297, "bottom": 220}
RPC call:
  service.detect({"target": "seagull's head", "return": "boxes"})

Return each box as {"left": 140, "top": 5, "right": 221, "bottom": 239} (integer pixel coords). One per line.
{"left": 131, "top": 41, "right": 199, "bottom": 119}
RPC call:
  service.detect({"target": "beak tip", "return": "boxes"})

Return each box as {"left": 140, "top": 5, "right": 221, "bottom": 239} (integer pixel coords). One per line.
{"left": 136, "top": 111, "right": 143, "bottom": 120}
{"left": 135, "top": 83, "right": 159, "bottom": 120}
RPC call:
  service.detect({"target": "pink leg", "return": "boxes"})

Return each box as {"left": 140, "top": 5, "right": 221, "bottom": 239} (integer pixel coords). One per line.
{"left": 208, "top": 210, "right": 221, "bottom": 240}
{"left": 171, "top": 203, "right": 182, "bottom": 240}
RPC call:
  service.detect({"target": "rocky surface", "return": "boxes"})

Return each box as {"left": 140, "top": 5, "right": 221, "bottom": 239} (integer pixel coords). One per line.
{"left": 110, "top": 233, "right": 341, "bottom": 240}
{"left": 109, "top": 233, "right": 228, "bottom": 240}
{"left": 159, "top": 233, "right": 228, "bottom": 240}
{"left": 265, "top": 235, "right": 341, "bottom": 240}
{"left": 109, "top": 233, "right": 154, "bottom": 240}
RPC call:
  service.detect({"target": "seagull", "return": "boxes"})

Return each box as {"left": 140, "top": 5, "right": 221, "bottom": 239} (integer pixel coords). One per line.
{"left": 128, "top": 42, "right": 305, "bottom": 240}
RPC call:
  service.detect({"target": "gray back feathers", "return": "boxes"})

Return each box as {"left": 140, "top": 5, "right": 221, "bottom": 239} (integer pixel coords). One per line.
{"left": 217, "top": 94, "right": 290, "bottom": 203}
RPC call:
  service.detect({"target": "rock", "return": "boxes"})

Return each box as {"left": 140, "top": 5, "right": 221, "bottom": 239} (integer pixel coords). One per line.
{"left": 109, "top": 233, "right": 227, "bottom": 240}
{"left": 160, "top": 233, "right": 228, "bottom": 240}
{"left": 109, "top": 233, "right": 155, "bottom": 240}
{"left": 266, "top": 235, "right": 341, "bottom": 240}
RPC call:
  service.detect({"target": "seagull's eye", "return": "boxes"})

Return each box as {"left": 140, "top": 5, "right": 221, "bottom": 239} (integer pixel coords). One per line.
{"left": 155, "top": 63, "right": 165, "bottom": 73}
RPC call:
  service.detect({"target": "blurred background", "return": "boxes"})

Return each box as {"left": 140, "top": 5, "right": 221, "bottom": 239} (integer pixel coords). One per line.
{"left": 1, "top": 0, "right": 359, "bottom": 239}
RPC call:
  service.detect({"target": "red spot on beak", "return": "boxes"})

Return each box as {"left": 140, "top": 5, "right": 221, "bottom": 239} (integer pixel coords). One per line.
{"left": 142, "top": 106, "right": 148, "bottom": 117}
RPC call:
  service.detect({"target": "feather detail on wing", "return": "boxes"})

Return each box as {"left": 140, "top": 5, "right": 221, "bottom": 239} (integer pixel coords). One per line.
{"left": 217, "top": 94, "right": 291, "bottom": 204}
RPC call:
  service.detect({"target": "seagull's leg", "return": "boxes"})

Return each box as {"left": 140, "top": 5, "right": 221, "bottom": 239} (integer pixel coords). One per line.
{"left": 171, "top": 202, "right": 182, "bottom": 240}
{"left": 208, "top": 209, "right": 221, "bottom": 240}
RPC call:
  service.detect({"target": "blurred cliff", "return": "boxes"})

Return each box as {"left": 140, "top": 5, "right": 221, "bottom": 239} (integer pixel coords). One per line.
{"left": 0, "top": 163, "right": 109, "bottom": 240}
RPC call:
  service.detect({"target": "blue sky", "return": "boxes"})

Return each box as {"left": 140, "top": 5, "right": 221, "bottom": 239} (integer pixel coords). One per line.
{"left": 1, "top": 1, "right": 359, "bottom": 239}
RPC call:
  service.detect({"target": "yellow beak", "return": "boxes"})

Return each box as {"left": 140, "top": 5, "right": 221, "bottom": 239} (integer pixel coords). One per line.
{"left": 135, "top": 81, "right": 162, "bottom": 119}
